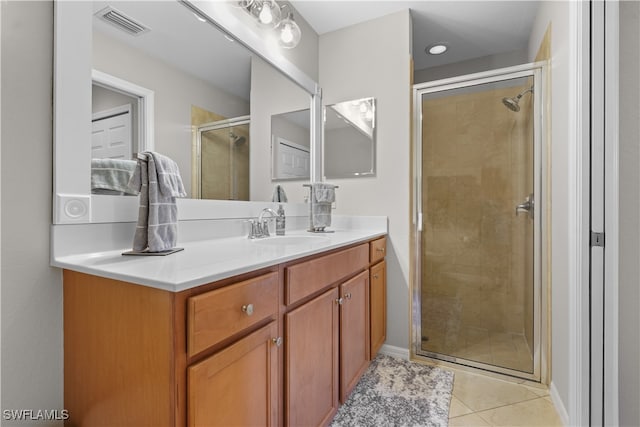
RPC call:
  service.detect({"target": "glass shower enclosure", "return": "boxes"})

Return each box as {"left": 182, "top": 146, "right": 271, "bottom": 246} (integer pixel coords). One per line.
{"left": 193, "top": 116, "right": 250, "bottom": 200}
{"left": 412, "top": 64, "right": 544, "bottom": 381}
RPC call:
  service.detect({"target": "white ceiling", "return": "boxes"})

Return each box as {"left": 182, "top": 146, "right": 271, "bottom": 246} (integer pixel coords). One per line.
{"left": 290, "top": 0, "right": 540, "bottom": 70}
{"left": 91, "top": 1, "right": 540, "bottom": 101}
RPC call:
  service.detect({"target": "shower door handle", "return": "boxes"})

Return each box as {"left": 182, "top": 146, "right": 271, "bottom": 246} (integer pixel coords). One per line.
{"left": 515, "top": 194, "right": 534, "bottom": 219}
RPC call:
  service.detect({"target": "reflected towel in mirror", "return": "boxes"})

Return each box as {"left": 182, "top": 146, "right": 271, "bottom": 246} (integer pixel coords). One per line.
{"left": 91, "top": 158, "right": 138, "bottom": 195}
{"left": 127, "top": 152, "right": 186, "bottom": 253}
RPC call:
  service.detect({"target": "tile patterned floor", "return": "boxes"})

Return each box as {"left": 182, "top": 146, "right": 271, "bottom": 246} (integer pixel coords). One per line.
{"left": 448, "top": 370, "right": 563, "bottom": 426}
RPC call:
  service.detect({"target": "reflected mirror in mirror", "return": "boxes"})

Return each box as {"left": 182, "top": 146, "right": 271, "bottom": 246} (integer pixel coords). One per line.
{"left": 324, "top": 97, "right": 376, "bottom": 178}
{"left": 90, "top": 1, "right": 310, "bottom": 201}
{"left": 271, "top": 109, "right": 310, "bottom": 181}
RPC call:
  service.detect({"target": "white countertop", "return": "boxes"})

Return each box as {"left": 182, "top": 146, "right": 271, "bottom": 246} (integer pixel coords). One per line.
{"left": 52, "top": 228, "right": 386, "bottom": 292}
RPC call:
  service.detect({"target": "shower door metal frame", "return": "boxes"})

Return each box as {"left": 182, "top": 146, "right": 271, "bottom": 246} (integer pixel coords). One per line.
{"left": 193, "top": 115, "right": 250, "bottom": 199}
{"left": 411, "top": 63, "right": 546, "bottom": 382}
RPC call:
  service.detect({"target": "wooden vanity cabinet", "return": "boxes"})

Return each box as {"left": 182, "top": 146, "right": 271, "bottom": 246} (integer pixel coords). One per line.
{"left": 284, "top": 287, "right": 340, "bottom": 427}
{"left": 186, "top": 272, "right": 280, "bottom": 427}
{"left": 63, "top": 236, "right": 386, "bottom": 427}
{"left": 187, "top": 321, "right": 279, "bottom": 427}
{"left": 283, "top": 243, "right": 371, "bottom": 425}
{"left": 369, "top": 237, "right": 387, "bottom": 358}
{"left": 63, "top": 268, "right": 281, "bottom": 427}
{"left": 339, "top": 270, "right": 370, "bottom": 402}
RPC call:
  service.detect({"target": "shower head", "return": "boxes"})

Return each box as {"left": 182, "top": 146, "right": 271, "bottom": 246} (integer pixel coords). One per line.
{"left": 502, "top": 96, "right": 522, "bottom": 112}
{"left": 230, "top": 133, "right": 246, "bottom": 145}
{"left": 502, "top": 87, "right": 534, "bottom": 112}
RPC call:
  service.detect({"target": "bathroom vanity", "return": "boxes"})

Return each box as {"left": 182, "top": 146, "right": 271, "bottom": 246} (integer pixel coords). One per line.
{"left": 59, "top": 231, "right": 386, "bottom": 427}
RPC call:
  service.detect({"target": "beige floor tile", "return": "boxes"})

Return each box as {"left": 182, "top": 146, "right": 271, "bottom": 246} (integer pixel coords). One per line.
{"left": 475, "top": 396, "right": 563, "bottom": 426}
{"left": 523, "top": 383, "right": 549, "bottom": 397}
{"left": 448, "top": 413, "right": 491, "bottom": 426}
{"left": 449, "top": 396, "right": 474, "bottom": 418}
{"left": 453, "top": 371, "right": 540, "bottom": 412}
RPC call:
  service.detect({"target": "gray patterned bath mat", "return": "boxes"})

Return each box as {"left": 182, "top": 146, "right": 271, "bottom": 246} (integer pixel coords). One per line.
{"left": 330, "top": 354, "right": 454, "bottom": 427}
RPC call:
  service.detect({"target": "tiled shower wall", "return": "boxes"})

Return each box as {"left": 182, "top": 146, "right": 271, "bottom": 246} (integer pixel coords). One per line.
{"left": 421, "top": 84, "right": 533, "bottom": 370}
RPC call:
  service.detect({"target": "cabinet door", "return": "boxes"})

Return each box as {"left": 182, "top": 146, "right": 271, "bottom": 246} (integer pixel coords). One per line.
{"left": 339, "top": 270, "right": 370, "bottom": 403}
{"left": 370, "top": 260, "right": 387, "bottom": 357}
{"left": 188, "top": 321, "right": 279, "bottom": 427}
{"left": 285, "top": 288, "right": 339, "bottom": 427}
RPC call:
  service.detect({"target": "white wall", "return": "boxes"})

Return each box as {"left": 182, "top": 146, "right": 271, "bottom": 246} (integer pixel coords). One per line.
{"left": 319, "top": 10, "right": 412, "bottom": 349}
{"left": 618, "top": 2, "right": 640, "bottom": 425}
{"left": 1, "top": 0, "right": 64, "bottom": 419}
{"left": 528, "top": 1, "right": 574, "bottom": 423}
{"left": 93, "top": 31, "right": 250, "bottom": 196}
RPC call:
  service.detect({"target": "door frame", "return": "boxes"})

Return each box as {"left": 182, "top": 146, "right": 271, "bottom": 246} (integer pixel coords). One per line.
{"left": 410, "top": 62, "right": 546, "bottom": 383}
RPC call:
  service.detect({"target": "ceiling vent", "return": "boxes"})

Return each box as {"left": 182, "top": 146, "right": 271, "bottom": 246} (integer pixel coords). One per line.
{"left": 94, "top": 6, "right": 150, "bottom": 36}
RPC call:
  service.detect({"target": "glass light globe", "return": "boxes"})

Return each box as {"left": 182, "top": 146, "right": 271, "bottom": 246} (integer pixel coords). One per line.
{"left": 277, "top": 13, "right": 301, "bottom": 49}
{"left": 257, "top": 0, "right": 280, "bottom": 26}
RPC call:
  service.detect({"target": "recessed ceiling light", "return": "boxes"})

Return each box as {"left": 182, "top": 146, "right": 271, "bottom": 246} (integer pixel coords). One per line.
{"left": 427, "top": 44, "right": 448, "bottom": 55}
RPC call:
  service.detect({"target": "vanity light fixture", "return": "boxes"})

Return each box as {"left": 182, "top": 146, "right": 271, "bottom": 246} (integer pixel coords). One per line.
{"left": 240, "top": 0, "right": 302, "bottom": 49}
{"left": 427, "top": 43, "right": 448, "bottom": 55}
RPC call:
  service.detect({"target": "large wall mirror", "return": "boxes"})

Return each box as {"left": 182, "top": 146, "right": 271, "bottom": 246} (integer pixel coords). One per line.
{"left": 54, "top": 0, "right": 320, "bottom": 224}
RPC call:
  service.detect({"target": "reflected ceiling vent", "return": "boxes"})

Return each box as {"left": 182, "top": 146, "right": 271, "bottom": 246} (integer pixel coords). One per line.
{"left": 95, "top": 6, "right": 150, "bottom": 36}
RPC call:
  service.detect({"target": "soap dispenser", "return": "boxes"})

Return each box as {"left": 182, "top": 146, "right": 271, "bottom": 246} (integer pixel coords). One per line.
{"left": 276, "top": 204, "right": 285, "bottom": 236}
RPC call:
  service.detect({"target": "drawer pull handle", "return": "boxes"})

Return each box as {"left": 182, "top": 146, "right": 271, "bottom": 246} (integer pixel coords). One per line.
{"left": 335, "top": 298, "right": 344, "bottom": 305}
{"left": 344, "top": 293, "right": 352, "bottom": 300}
{"left": 241, "top": 304, "right": 254, "bottom": 316}
{"left": 272, "top": 337, "right": 283, "bottom": 347}
{"left": 376, "top": 247, "right": 385, "bottom": 253}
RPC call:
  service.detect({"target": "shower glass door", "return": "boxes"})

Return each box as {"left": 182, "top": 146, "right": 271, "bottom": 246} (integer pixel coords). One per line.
{"left": 195, "top": 116, "right": 250, "bottom": 200}
{"left": 413, "top": 66, "right": 542, "bottom": 380}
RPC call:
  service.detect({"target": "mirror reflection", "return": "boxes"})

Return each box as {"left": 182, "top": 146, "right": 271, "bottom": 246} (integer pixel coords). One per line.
{"left": 324, "top": 97, "right": 376, "bottom": 178}
{"left": 271, "top": 109, "right": 310, "bottom": 181}
{"left": 90, "top": 1, "right": 309, "bottom": 201}
{"left": 195, "top": 116, "right": 250, "bottom": 200}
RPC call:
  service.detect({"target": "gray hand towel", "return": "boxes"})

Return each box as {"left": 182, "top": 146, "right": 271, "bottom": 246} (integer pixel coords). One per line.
{"left": 310, "top": 183, "right": 337, "bottom": 230}
{"left": 127, "top": 152, "right": 186, "bottom": 252}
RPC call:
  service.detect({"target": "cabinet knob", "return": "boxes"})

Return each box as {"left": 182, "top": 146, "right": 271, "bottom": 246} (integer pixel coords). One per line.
{"left": 241, "top": 304, "right": 254, "bottom": 316}
{"left": 373, "top": 274, "right": 379, "bottom": 279}
{"left": 335, "top": 298, "right": 344, "bottom": 305}
{"left": 272, "top": 337, "right": 283, "bottom": 347}
{"left": 344, "top": 292, "right": 352, "bottom": 300}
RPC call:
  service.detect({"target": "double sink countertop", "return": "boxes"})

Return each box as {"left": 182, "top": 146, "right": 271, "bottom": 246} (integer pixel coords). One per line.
{"left": 52, "top": 226, "right": 387, "bottom": 292}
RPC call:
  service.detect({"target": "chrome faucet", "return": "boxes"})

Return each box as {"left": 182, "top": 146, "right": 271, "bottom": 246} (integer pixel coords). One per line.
{"left": 248, "top": 208, "right": 278, "bottom": 239}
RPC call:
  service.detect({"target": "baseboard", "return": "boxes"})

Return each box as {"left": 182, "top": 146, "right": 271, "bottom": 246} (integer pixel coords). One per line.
{"left": 549, "top": 381, "right": 569, "bottom": 426}
{"left": 379, "top": 344, "right": 410, "bottom": 360}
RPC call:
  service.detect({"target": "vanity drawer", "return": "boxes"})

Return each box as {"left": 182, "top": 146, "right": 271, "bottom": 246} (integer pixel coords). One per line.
{"left": 187, "top": 272, "right": 278, "bottom": 357}
{"left": 285, "top": 244, "right": 368, "bottom": 305}
{"left": 370, "top": 237, "right": 387, "bottom": 264}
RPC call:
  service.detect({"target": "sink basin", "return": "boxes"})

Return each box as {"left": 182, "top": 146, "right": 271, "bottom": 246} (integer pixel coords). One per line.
{"left": 251, "top": 235, "right": 331, "bottom": 246}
